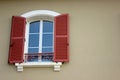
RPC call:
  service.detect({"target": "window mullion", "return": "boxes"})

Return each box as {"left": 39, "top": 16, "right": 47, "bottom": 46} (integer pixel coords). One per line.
{"left": 39, "top": 20, "right": 43, "bottom": 53}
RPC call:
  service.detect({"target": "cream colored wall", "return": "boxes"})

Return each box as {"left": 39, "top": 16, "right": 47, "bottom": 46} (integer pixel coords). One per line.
{"left": 0, "top": 0, "right": 120, "bottom": 80}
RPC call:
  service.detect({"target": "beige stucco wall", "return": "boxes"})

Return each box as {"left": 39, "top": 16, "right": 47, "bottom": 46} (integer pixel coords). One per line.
{"left": 0, "top": 0, "right": 120, "bottom": 80}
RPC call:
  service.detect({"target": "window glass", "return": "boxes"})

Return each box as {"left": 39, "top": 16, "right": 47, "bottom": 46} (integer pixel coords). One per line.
{"left": 30, "top": 21, "right": 40, "bottom": 33}
{"left": 28, "top": 34, "right": 39, "bottom": 47}
{"left": 28, "top": 48, "right": 39, "bottom": 53}
{"left": 27, "top": 56, "right": 38, "bottom": 62}
{"left": 43, "top": 21, "right": 53, "bottom": 33}
{"left": 42, "top": 48, "right": 53, "bottom": 53}
{"left": 42, "top": 55, "right": 53, "bottom": 62}
{"left": 42, "top": 34, "right": 53, "bottom": 46}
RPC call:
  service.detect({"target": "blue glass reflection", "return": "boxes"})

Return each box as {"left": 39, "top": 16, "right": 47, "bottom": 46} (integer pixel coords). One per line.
{"left": 43, "top": 21, "right": 53, "bottom": 33}
{"left": 29, "top": 34, "right": 39, "bottom": 47}
{"left": 28, "top": 48, "right": 39, "bottom": 53}
{"left": 42, "top": 48, "right": 53, "bottom": 53}
{"left": 30, "top": 21, "right": 40, "bottom": 33}
{"left": 42, "top": 34, "right": 53, "bottom": 46}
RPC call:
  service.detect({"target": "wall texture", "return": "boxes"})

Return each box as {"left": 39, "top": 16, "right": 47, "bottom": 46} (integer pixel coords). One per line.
{"left": 0, "top": 0, "right": 120, "bottom": 80}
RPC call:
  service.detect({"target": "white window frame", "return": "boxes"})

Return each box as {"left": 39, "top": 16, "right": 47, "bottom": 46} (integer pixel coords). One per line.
{"left": 15, "top": 10, "right": 62, "bottom": 72}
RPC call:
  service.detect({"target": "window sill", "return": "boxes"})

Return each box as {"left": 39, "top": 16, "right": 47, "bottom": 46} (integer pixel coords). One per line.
{"left": 15, "top": 62, "right": 62, "bottom": 72}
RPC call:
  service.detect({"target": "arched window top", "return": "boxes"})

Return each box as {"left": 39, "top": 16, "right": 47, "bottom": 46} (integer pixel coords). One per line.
{"left": 21, "top": 10, "right": 61, "bottom": 18}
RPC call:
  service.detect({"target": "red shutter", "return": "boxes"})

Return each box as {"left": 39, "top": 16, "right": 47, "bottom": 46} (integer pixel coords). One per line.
{"left": 54, "top": 14, "right": 69, "bottom": 62}
{"left": 8, "top": 16, "right": 26, "bottom": 64}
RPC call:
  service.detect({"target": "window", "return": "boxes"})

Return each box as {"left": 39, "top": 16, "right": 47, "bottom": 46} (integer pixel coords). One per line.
{"left": 25, "top": 20, "right": 54, "bottom": 62}
{"left": 8, "top": 10, "right": 69, "bottom": 71}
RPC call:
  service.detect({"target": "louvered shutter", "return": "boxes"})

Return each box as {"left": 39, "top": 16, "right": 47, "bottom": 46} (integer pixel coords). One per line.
{"left": 54, "top": 14, "right": 69, "bottom": 62}
{"left": 8, "top": 16, "right": 26, "bottom": 64}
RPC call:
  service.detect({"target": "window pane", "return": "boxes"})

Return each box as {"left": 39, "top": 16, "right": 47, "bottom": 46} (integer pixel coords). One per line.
{"left": 43, "top": 21, "right": 53, "bottom": 33}
{"left": 42, "top": 48, "right": 53, "bottom": 53}
{"left": 29, "top": 34, "right": 39, "bottom": 47}
{"left": 27, "top": 55, "right": 38, "bottom": 62}
{"left": 28, "top": 48, "right": 39, "bottom": 53}
{"left": 42, "top": 53, "right": 53, "bottom": 62}
{"left": 30, "top": 21, "right": 40, "bottom": 33}
{"left": 42, "top": 34, "right": 53, "bottom": 46}
{"left": 27, "top": 48, "right": 39, "bottom": 62}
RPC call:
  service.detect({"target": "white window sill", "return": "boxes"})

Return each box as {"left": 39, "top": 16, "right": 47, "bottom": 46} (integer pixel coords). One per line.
{"left": 15, "top": 62, "right": 62, "bottom": 72}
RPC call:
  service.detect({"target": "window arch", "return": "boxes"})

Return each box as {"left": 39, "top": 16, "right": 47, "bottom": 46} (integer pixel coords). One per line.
{"left": 21, "top": 10, "right": 60, "bottom": 18}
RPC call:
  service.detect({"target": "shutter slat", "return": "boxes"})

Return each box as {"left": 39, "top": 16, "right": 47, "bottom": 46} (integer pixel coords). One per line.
{"left": 8, "top": 16, "right": 26, "bottom": 64}
{"left": 54, "top": 14, "right": 69, "bottom": 62}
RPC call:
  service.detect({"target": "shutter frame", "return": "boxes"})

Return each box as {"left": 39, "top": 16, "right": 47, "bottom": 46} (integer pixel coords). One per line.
{"left": 8, "top": 16, "right": 26, "bottom": 64}
{"left": 54, "top": 14, "right": 69, "bottom": 62}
